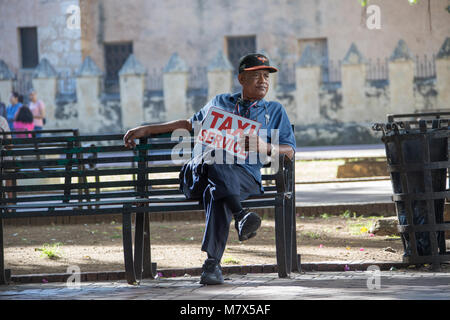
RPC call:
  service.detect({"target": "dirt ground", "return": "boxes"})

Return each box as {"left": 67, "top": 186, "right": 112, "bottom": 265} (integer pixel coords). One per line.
{"left": 3, "top": 214, "right": 408, "bottom": 276}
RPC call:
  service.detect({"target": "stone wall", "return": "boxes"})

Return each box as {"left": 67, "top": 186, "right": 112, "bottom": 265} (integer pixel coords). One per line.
{"left": 2, "top": 0, "right": 449, "bottom": 80}
{"left": 0, "top": 0, "right": 83, "bottom": 74}
{"left": 0, "top": 38, "right": 449, "bottom": 146}
{"left": 76, "top": 0, "right": 449, "bottom": 78}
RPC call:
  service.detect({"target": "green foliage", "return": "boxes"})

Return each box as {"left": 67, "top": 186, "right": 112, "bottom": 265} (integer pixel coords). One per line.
{"left": 36, "top": 242, "right": 62, "bottom": 260}
{"left": 301, "top": 231, "right": 322, "bottom": 240}
{"left": 340, "top": 210, "right": 357, "bottom": 219}
{"left": 320, "top": 213, "right": 331, "bottom": 219}
{"left": 340, "top": 210, "right": 352, "bottom": 219}
{"left": 348, "top": 222, "right": 372, "bottom": 235}
{"left": 222, "top": 256, "right": 240, "bottom": 265}
{"left": 358, "top": 0, "right": 369, "bottom": 6}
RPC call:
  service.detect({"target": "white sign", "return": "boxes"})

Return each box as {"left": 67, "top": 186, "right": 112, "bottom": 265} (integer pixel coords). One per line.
{"left": 197, "top": 107, "right": 262, "bottom": 160}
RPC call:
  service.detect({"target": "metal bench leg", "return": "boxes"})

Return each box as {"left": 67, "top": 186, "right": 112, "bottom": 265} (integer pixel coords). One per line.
{"left": 0, "top": 218, "right": 6, "bottom": 285}
{"left": 274, "top": 194, "right": 288, "bottom": 278}
{"left": 134, "top": 211, "right": 145, "bottom": 282}
{"left": 142, "top": 212, "right": 157, "bottom": 279}
{"left": 287, "top": 193, "right": 300, "bottom": 272}
{"left": 122, "top": 208, "right": 137, "bottom": 285}
{"left": 284, "top": 194, "right": 293, "bottom": 275}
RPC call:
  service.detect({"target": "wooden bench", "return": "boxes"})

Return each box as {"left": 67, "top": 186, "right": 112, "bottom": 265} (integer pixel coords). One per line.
{"left": 0, "top": 132, "right": 299, "bottom": 285}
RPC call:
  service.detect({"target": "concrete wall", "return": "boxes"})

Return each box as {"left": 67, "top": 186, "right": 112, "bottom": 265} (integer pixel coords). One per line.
{"left": 1, "top": 36, "right": 448, "bottom": 146}
{"left": 1, "top": 0, "right": 448, "bottom": 73}
{"left": 0, "top": 0, "right": 449, "bottom": 145}
{"left": 77, "top": 0, "right": 449, "bottom": 72}
{"left": 0, "top": 0, "right": 83, "bottom": 73}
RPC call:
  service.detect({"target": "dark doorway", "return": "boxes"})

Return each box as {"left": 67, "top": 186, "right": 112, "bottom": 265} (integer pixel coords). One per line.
{"left": 19, "top": 27, "right": 39, "bottom": 69}
{"left": 104, "top": 42, "right": 133, "bottom": 93}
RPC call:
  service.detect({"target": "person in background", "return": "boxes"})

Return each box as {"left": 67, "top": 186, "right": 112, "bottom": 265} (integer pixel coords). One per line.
{"left": 0, "top": 94, "right": 6, "bottom": 119}
{"left": 13, "top": 105, "right": 34, "bottom": 138}
{"left": 6, "top": 91, "right": 22, "bottom": 130}
{"left": 28, "top": 89, "right": 45, "bottom": 136}
{"left": 0, "top": 114, "right": 13, "bottom": 201}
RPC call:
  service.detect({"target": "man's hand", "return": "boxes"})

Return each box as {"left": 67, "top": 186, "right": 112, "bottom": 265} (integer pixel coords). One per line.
{"left": 238, "top": 133, "right": 269, "bottom": 154}
{"left": 123, "top": 119, "right": 192, "bottom": 149}
{"left": 238, "top": 133, "right": 294, "bottom": 160}
{"left": 123, "top": 126, "right": 148, "bottom": 149}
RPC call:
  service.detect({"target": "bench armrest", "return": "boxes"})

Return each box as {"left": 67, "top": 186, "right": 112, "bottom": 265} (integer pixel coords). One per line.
{"left": 274, "top": 153, "right": 295, "bottom": 194}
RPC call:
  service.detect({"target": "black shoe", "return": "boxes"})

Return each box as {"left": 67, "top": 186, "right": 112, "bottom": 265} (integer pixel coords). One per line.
{"left": 235, "top": 209, "right": 261, "bottom": 241}
{"left": 200, "top": 258, "right": 224, "bottom": 285}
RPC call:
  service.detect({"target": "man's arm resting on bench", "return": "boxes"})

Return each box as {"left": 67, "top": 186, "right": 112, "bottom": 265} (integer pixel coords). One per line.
{"left": 123, "top": 119, "right": 192, "bottom": 149}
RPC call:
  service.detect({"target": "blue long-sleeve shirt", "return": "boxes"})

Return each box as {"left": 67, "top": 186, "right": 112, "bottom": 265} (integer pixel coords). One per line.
{"left": 190, "top": 92, "right": 296, "bottom": 189}
{"left": 6, "top": 103, "right": 22, "bottom": 130}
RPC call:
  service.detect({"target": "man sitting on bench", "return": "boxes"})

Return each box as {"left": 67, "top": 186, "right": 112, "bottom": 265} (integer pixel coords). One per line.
{"left": 124, "top": 53, "right": 296, "bottom": 285}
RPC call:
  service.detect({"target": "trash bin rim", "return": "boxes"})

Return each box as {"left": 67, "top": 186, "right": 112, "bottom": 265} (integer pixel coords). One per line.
{"left": 392, "top": 190, "right": 450, "bottom": 202}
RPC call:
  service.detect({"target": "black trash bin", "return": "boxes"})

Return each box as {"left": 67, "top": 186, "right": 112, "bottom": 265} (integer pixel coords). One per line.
{"left": 373, "top": 112, "right": 450, "bottom": 269}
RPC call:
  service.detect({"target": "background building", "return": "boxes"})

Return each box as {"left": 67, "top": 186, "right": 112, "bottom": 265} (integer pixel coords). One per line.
{"left": 0, "top": 0, "right": 449, "bottom": 145}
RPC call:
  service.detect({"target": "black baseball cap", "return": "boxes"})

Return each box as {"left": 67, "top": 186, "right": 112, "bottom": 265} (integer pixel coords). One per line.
{"left": 238, "top": 53, "right": 278, "bottom": 74}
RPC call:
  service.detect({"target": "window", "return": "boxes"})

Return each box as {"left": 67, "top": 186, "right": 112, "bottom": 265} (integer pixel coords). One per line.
{"left": 226, "top": 35, "right": 256, "bottom": 89}
{"left": 298, "top": 38, "right": 330, "bottom": 82}
{"left": 227, "top": 35, "right": 257, "bottom": 73}
{"left": 104, "top": 42, "right": 133, "bottom": 92}
{"left": 19, "top": 27, "right": 39, "bottom": 69}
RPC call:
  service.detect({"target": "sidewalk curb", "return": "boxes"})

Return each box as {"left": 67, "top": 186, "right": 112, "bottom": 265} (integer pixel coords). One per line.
{"left": 3, "top": 202, "right": 397, "bottom": 226}
{"left": 7, "top": 261, "right": 410, "bottom": 285}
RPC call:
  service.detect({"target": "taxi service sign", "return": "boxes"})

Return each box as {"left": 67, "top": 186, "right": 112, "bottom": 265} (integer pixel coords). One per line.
{"left": 196, "top": 107, "right": 262, "bottom": 160}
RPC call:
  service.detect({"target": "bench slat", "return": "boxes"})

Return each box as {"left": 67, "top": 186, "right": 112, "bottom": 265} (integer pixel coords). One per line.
{"left": 0, "top": 190, "right": 144, "bottom": 204}
{"left": 2, "top": 145, "right": 132, "bottom": 157}
{"left": 1, "top": 153, "right": 194, "bottom": 168}
{"left": 0, "top": 198, "right": 278, "bottom": 219}
{"left": 1, "top": 141, "right": 192, "bottom": 157}
{"left": 2, "top": 134, "right": 124, "bottom": 145}
{"left": 0, "top": 167, "right": 143, "bottom": 180}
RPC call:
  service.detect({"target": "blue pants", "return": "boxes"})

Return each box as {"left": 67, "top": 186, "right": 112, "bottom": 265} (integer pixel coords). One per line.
{"left": 34, "top": 126, "right": 43, "bottom": 137}
{"left": 180, "top": 161, "right": 261, "bottom": 262}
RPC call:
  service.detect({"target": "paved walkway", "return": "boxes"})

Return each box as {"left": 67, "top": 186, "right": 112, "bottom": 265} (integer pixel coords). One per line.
{"left": 296, "top": 179, "right": 392, "bottom": 206}
{"left": 1, "top": 270, "right": 449, "bottom": 300}
{"left": 296, "top": 144, "right": 386, "bottom": 160}
{"left": 295, "top": 144, "right": 393, "bottom": 206}
{"left": 3, "top": 144, "right": 448, "bottom": 303}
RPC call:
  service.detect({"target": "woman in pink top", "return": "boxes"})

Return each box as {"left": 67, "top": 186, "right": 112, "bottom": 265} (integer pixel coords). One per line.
{"left": 13, "top": 105, "right": 35, "bottom": 138}
{"left": 28, "top": 90, "right": 45, "bottom": 136}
